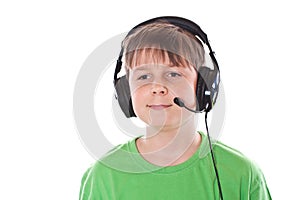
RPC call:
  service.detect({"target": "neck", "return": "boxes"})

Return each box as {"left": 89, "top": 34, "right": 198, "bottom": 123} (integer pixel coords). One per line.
{"left": 136, "top": 115, "right": 201, "bottom": 166}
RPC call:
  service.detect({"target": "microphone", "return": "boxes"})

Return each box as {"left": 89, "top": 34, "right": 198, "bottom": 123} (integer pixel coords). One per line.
{"left": 173, "top": 97, "right": 201, "bottom": 113}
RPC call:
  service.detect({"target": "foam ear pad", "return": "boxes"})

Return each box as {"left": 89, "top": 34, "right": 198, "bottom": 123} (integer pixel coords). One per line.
{"left": 114, "top": 76, "right": 136, "bottom": 117}
{"left": 196, "top": 67, "right": 219, "bottom": 112}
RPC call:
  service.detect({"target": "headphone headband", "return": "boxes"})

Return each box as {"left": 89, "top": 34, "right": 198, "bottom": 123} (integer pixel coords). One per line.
{"left": 127, "top": 16, "right": 209, "bottom": 45}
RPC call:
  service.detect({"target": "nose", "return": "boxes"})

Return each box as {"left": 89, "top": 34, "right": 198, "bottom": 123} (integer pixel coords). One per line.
{"left": 151, "top": 84, "right": 168, "bottom": 96}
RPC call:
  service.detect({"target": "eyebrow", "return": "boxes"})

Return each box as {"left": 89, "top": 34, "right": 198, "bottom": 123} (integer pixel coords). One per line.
{"left": 131, "top": 64, "right": 180, "bottom": 72}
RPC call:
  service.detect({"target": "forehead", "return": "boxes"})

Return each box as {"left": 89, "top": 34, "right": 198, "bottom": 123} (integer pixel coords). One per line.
{"left": 126, "top": 48, "right": 193, "bottom": 70}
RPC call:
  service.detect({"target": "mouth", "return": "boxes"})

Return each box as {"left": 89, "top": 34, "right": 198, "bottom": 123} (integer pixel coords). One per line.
{"left": 147, "top": 104, "right": 172, "bottom": 110}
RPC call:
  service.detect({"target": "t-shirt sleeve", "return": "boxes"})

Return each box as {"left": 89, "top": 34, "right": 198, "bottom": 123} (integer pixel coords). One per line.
{"left": 249, "top": 163, "right": 272, "bottom": 200}
{"left": 79, "top": 166, "right": 100, "bottom": 200}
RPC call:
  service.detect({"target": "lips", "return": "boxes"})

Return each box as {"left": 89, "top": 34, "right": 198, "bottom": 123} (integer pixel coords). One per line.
{"left": 147, "top": 104, "right": 172, "bottom": 110}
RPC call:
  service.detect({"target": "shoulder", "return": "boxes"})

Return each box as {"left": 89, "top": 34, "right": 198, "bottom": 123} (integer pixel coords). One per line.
{"left": 213, "top": 141, "right": 268, "bottom": 184}
{"left": 214, "top": 141, "right": 271, "bottom": 198}
{"left": 214, "top": 142, "right": 251, "bottom": 165}
{"left": 80, "top": 142, "right": 130, "bottom": 192}
{"left": 82, "top": 138, "right": 144, "bottom": 176}
{"left": 79, "top": 142, "right": 132, "bottom": 200}
{"left": 214, "top": 141, "right": 260, "bottom": 173}
{"left": 199, "top": 132, "right": 254, "bottom": 171}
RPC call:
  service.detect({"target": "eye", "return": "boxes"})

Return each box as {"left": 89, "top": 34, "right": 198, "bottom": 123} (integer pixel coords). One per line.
{"left": 167, "top": 72, "right": 182, "bottom": 78}
{"left": 137, "top": 74, "right": 151, "bottom": 80}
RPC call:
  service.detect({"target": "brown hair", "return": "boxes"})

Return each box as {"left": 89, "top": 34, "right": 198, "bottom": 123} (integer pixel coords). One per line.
{"left": 122, "top": 21, "right": 205, "bottom": 75}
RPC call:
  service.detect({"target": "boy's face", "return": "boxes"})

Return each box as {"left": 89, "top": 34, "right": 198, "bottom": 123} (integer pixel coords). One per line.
{"left": 128, "top": 52, "right": 198, "bottom": 129}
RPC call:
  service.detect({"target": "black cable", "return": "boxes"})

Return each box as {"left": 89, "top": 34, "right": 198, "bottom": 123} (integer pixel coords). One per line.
{"left": 205, "top": 111, "right": 224, "bottom": 200}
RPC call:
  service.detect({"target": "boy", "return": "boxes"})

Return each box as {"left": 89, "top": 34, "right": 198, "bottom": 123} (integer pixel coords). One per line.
{"left": 79, "top": 16, "right": 271, "bottom": 199}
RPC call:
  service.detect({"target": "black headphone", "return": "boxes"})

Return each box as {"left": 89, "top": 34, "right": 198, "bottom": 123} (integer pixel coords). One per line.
{"left": 113, "top": 16, "right": 220, "bottom": 118}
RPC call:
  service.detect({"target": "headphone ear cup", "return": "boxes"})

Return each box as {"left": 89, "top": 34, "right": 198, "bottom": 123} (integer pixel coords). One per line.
{"left": 196, "top": 71, "right": 208, "bottom": 112}
{"left": 196, "top": 67, "right": 219, "bottom": 112}
{"left": 114, "top": 76, "right": 136, "bottom": 118}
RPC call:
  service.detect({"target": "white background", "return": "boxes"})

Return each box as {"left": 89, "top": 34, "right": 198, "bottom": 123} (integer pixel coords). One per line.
{"left": 1, "top": 0, "right": 299, "bottom": 199}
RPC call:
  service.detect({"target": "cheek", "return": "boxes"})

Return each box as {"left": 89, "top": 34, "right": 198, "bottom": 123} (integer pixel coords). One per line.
{"left": 130, "top": 87, "right": 147, "bottom": 114}
{"left": 172, "top": 78, "right": 198, "bottom": 106}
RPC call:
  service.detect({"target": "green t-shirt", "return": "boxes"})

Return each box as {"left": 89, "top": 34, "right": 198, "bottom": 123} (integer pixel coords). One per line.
{"left": 79, "top": 132, "right": 271, "bottom": 200}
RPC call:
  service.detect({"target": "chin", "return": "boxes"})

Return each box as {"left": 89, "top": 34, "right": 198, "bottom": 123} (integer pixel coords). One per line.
{"left": 140, "top": 113, "right": 186, "bottom": 130}
{"left": 136, "top": 106, "right": 196, "bottom": 128}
